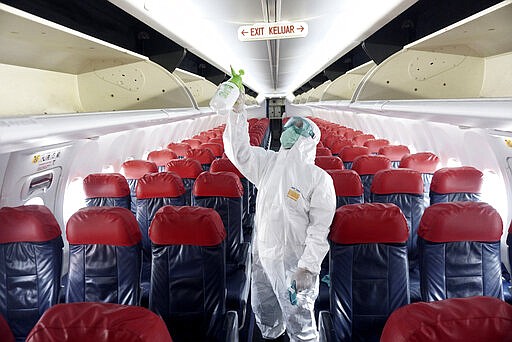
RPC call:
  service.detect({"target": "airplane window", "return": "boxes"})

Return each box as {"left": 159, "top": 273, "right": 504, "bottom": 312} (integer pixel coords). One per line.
{"left": 481, "top": 169, "right": 507, "bottom": 221}
{"left": 24, "top": 197, "right": 44, "bottom": 205}
{"left": 102, "top": 165, "right": 115, "bottom": 173}
{"left": 63, "top": 177, "right": 86, "bottom": 225}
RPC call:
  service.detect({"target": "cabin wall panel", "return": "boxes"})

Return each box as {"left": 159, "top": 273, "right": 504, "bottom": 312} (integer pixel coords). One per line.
{"left": 481, "top": 53, "right": 512, "bottom": 97}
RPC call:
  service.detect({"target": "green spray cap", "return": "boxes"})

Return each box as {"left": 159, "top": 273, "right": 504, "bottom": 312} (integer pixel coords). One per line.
{"left": 229, "top": 65, "right": 245, "bottom": 91}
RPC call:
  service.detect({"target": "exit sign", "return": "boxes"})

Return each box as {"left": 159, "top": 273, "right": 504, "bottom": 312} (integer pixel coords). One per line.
{"left": 238, "top": 22, "right": 308, "bottom": 41}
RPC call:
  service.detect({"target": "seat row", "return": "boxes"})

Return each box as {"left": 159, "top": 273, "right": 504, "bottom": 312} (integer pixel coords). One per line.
{"left": 318, "top": 200, "right": 504, "bottom": 341}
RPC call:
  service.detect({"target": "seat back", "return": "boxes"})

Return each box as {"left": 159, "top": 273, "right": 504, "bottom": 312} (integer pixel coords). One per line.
{"left": 340, "top": 146, "right": 369, "bottom": 169}
{"left": 0, "top": 205, "right": 63, "bottom": 342}
{"left": 327, "top": 169, "right": 363, "bottom": 208}
{"left": 378, "top": 145, "right": 410, "bottom": 168}
{"left": 371, "top": 169, "right": 425, "bottom": 301}
{"left": 136, "top": 172, "right": 186, "bottom": 294}
{"left": 329, "top": 203, "right": 409, "bottom": 341}
{"left": 149, "top": 206, "right": 226, "bottom": 341}
{"left": 26, "top": 303, "right": 172, "bottom": 342}
{"left": 66, "top": 207, "right": 142, "bottom": 305}
{"left": 201, "top": 142, "right": 224, "bottom": 158}
{"left": 381, "top": 296, "right": 512, "bottom": 342}
{"left": 120, "top": 160, "right": 158, "bottom": 215}
{"left": 364, "top": 138, "right": 389, "bottom": 154}
{"left": 186, "top": 147, "right": 216, "bottom": 171}
{"left": 418, "top": 201, "right": 503, "bottom": 301}
{"left": 165, "top": 158, "right": 203, "bottom": 206}
{"left": 430, "top": 166, "right": 483, "bottom": 205}
{"left": 314, "top": 156, "right": 344, "bottom": 171}
{"left": 147, "top": 149, "right": 178, "bottom": 172}
{"left": 351, "top": 155, "right": 391, "bottom": 202}
{"left": 193, "top": 171, "right": 244, "bottom": 267}
{"left": 399, "top": 152, "right": 439, "bottom": 206}
{"left": 83, "top": 173, "right": 131, "bottom": 209}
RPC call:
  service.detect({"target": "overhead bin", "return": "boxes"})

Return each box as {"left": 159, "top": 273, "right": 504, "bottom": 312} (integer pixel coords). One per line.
{"left": 307, "top": 81, "right": 332, "bottom": 102}
{"left": 172, "top": 68, "right": 218, "bottom": 108}
{"left": 321, "top": 62, "right": 376, "bottom": 101}
{"left": 353, "top": 0, "right": 512, "bottom": 101}
{"left": 0, "top": 4, "right": 196, "bottom": 117}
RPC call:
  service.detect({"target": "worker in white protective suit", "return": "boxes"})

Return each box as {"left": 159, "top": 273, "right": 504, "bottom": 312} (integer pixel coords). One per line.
{"left": 223, "top": 93, "right": 336, "bottom": 342}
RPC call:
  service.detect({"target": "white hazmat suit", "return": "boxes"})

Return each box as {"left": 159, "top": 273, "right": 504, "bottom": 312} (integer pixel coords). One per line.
{"left": 223, "top": 105, "right": 336, "bottom": 341}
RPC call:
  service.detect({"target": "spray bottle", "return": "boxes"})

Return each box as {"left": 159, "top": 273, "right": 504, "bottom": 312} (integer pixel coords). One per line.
{"left": 209, "top": 66, "right": 245, "bottom": 115}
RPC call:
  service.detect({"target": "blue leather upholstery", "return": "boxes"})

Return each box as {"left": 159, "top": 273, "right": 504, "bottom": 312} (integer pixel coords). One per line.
{"left": 418, "top": 201, "right": 503, "bottom": 301}
{"left": 323, "top": 203, "right": 409, "bottom": 342}
{"left": 83, "top": 173, "right": 131, "bottom": 209}
{"left": 399, "top": 152, "right": 439, "bottom": 207}
{"left": 66, "top": 207, "right": 142, "bottom": 306}
{"left": 0, "top": 205, "right": 63, "bottom": 342}
{"left": 135, "top": 172, "right": 186, "bottom": 299}
{"left": 149, "top": 206, "right": 236, "bottom": 341}
{"left": 370, "top": 169, "right": 425, "bottom": 302}
{"left": 165, "top": 158, "right": 203, "bottom": 206}
{"left": 351, "top": 155, "right": 391, "bottom": 202}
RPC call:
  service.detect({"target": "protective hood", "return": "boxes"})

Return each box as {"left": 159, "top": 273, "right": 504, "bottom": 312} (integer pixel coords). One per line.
{"left": 280, "top": 117, "right": 320, "bottom": 165}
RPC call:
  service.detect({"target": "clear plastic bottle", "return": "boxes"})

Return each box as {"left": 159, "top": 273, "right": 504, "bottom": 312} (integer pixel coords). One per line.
{"left": 209, "top": 66, "right": 244, "bottom": 115}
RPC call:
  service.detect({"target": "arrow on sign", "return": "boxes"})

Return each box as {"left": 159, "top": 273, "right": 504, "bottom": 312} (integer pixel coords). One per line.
{"left": 241, "top": 29, "right": 248, "bottom": 36}
{"left": 297, "top": 25, "right": 304, "bottom": 32}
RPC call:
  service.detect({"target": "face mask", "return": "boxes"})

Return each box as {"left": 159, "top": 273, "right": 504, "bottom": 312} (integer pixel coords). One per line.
{"left": 280, "top": 126, "right": 301, "bottom": 149}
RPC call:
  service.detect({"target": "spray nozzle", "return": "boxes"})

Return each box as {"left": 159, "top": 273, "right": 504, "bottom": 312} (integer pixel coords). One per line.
{"left": 229, "top": 65, "right": 245, "bottom": 91}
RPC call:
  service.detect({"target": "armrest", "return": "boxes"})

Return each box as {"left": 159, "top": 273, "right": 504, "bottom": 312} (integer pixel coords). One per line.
{"left": 318, "top": 310, "right": 334, "bottom": 342}
{"left": 224, "top": 310, "right": 239, "bottom": 342}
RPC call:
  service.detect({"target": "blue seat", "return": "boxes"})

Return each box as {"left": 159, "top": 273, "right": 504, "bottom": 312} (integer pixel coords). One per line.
{"left": 0, "top": 205, "right": 63, "bottom": 342}
{"left": 210, "top": 158, "right": 253, "bottom": 242}
{"left": 83, "top": 173, "right": 131, "bottom": 209}
{"left": 399, "top": 152, "right": 439, "bottom": 207}
{"left": 165, "top": 158, "right": 203, "bottom": 206}
{"left": 340, "top": 146, "right": 369, "bottom": 169}
{"left": 378, "top": 144, "right": 410, "bottom": 168}
{"left": 149, "top": 206, "right": 238, "bottom": 341}
{"left": 186, "top": 147, "right": 216, "bottom": 171}
{"left": 26, "top": 302, "right": 172, "bottom": 342}
{"left": 147, "top": 149, "right": 178, "bottom": 172}
{"left": 66, "top": 206, "right": 142, "bottom": 305}
{"left": 193, "top": 171, "right": 250, "bottom": 328}
{"left": 370, "top": 168, "right": 425, "bottom": 301}
{"left": 120, "top": 160, "right": 158, "bottom": 215}
{"left": 351, "top": 155, "right": 391, "bottom": 202}
{"left": 319, "top": 203, "right": 410, "bottom": 342}
{"left": 418, "top": 201, "right": 503, "bottom": 301}
{"left": 135, "top": 172, "right": 186, "bottom": 301}
{"left": 429, "top": 166, "right": 483, "bottom": 205}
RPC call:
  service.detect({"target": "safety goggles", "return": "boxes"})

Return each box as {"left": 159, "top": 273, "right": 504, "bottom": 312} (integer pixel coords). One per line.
{"left": 282, "top": 117, "right": 315, "bottom": 139}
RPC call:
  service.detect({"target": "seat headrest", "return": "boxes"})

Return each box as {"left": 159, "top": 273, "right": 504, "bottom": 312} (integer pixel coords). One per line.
{"left": 419, "top": 201, "right": 502, "bottom": 242}
{"left": 181, "top": 138, "right": 202, "bottom": 149}
{"left": 166, "top": 142, "right": 192, "bottom": 158}
{"left": 25, "top": 303, "right": 172, "bottom": 342}
{"left": 136, "top": 172, "right": 185, "bottom": 199}
{"left": 83, "top": 173, "right": 130, "bottom": 198}
{"left": 209, "top": 138, "right": 224, "bottom": 147}
{"left": 399, "top": 152, "right": 439, "bottom": 173}
{"left": 314, "top": 156, "right": 344, "bottom": 171}
{"left": 330, "top": 203, "right": 408, "bottom": 244}
{"left": 0, "top": 205, "right": 61, "bottom": 243}
{"left": 352, "top": 155, "right": 391, "bottom": 175}
{"left": 0, "top": 314, "right": 14, "bottom": 342}
{"left": 330, "top": 139, "right": 353, "bottom": 155}
{"left": 186, "top": 147, "right": 215, "bottom": 165}
{"left": 353, "top": 134, "right": 375, "bottom": 146}
{"left": 66, "top": 207, "right": 141, "bottom": 246}
{"left": 165, "top": 158, "right": 203, "bottom": 179}
{"left": 327, "top": 170, "right": 363, "bottom": 196}
{"left": 371, "top": 169, "right": 424, "bottom": 195}
{"left": 201, "top": 143, "right": 224, "bottom": 157}
{"left": 430, "top": 166, "right": 483, "bottom": 194}
{"left": 193, "top": 171, "right": 244, "bottom": 198}
{"left": 149, "top": 206, "right": 226, "bottom": 246}
{"left": 210, "top": 158, "right": 245, "bottom": 179}
{"left": 147, "top": 149, "right": 178, "bottom": 167}
{"left": 316, "top": 147, "right": 332, "bottom": 157}
{"left": 378, "top": 145, "right": 410, "bottom": 161}
{"left": 121, "top": 160, "right": 158, "bottom": 180}
{"left": 340, "top": 146, "right": 369, "bottom": 162}
{"left": 380, "top": 296, "right": 512, "bottom": 342}
{"left": 363, "top": 139, "right": 390, "bottom": 154}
